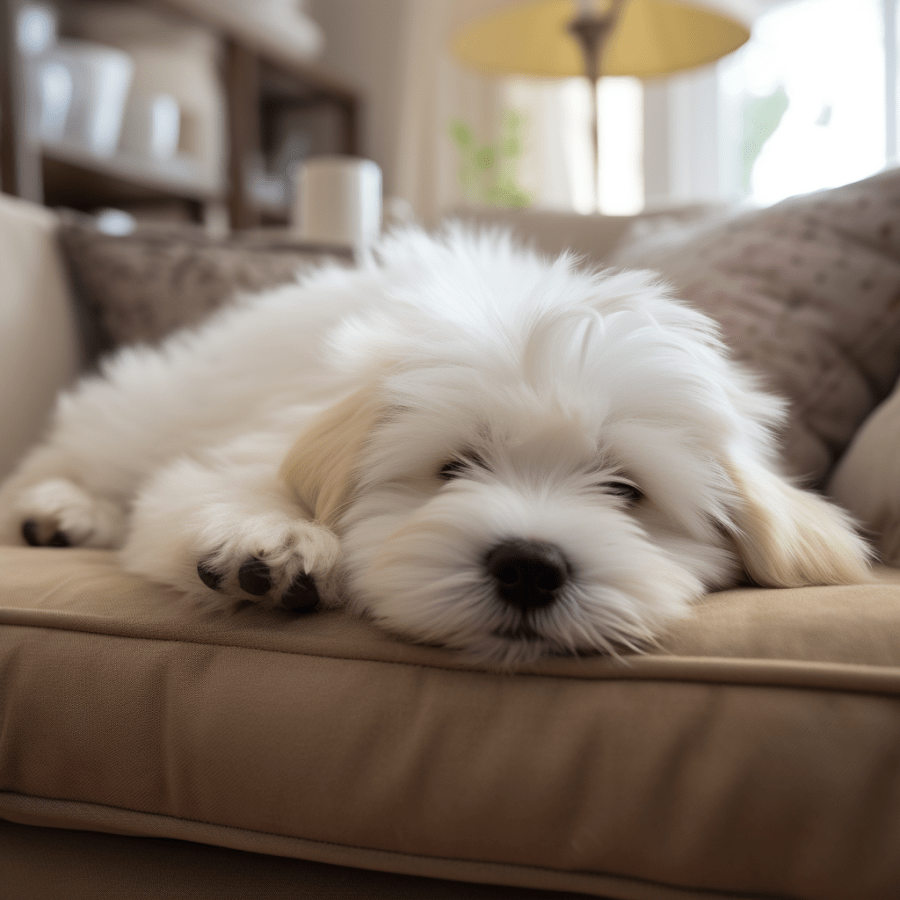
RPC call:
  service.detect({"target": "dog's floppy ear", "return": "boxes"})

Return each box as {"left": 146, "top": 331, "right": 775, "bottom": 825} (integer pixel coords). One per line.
{"left": 724, "top": 457, "right": 873, "bottom": 587}
{"left": 279, "top": 386, "right": 381, "bottom": 527}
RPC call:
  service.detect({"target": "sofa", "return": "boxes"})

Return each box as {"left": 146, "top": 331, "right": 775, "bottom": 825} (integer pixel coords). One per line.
{"left": 2, "top": 175, "right": 900, "bottom": 900}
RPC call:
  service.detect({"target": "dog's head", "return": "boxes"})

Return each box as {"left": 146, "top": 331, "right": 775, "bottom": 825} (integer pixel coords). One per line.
{"left": 281, "top": 227, "right": 871, "bottom": 667}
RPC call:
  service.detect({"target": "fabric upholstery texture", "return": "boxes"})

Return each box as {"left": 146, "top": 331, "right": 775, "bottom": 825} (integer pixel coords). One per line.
{"left": 2, "top": 546, "right": 900, "bottom": 900}
{"left": 56, "top": 213, "right": 348, "bottom": 353}
{"left": 613, "top": 168, "right": 900, "bottom": 485}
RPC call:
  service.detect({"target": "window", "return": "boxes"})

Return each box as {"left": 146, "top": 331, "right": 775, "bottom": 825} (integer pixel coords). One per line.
{"left": 720, "top": 0, "right": 895, "bottom": 205}
{"left": 504, "top": 74, "right": 643, "bottom": 215}
{"left": 512, "top": 0, "right": 898, "bottom": 214}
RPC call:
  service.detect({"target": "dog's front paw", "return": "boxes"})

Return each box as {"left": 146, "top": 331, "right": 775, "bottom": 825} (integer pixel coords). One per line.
{"left": 190, "top": 516, "right": 341, "bottom": 611}
{"left": 198, "top": 554, "right": 322, "bottom": 611}
{"left": 7, "top": 479, "right": 125, "bottom": 548}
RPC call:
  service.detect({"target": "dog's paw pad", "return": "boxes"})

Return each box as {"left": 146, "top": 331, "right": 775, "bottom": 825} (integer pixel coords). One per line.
{"left": 216, "top": 557, "right": 320, "bottom": 610}
{"left": 197, "top": 559, "right": 224, "bottom": 592}
{"left": 196, "top": 555, "right": 321, "bottom": 611}
{"left": 237, "top": 557, "right": 274, "bottom": 596}
{"left": 191, "top": 519, "right": 337, "bottom": 611}
{"left": 281, "top": 572, "right": 319, "bottom": 611}
{"left": 14, "top": 480, "right": 123, "bottom": 549}
{"left": 22, "top": 518, "right": 72, "bottom": 547}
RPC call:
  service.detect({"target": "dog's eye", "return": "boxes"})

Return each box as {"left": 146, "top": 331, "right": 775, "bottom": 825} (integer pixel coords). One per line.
{"left": 439, "top": 459, "right": 468, "bottom": 481}
{"left": 603, "top": 481, "right": 643, "bottom": 504}
{"left": 439, "top": 452, "right": 486, "bottom": 481}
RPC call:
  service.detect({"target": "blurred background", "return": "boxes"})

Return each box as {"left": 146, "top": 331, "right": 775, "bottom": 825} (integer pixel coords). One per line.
{"left": 1, "top": 0, "right": 897, "bottom": 231}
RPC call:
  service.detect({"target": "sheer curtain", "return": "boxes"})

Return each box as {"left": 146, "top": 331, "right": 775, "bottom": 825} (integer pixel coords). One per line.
{"left": 722, "top": 0, "right": 895, "bottom": 205}
{"left": 391, "top": 0, "right": 794, "bottom": 223}
{"left": 392, "top": 0, "right": 594, "bottom": 224}
{"left": 392, "top": 0, "right": 500, "bottom": 225}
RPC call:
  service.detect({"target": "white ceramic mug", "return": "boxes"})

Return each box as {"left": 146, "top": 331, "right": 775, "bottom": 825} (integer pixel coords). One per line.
{"left": 292, "top": 156, "right": 382, "bottom": 250}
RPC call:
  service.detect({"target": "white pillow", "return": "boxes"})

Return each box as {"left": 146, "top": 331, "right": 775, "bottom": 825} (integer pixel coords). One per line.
{"left": 0, "top": 195, "right": 82, "bottom": 480}
{"left": 828, "top": 373, "right": 900, "bottom": 565}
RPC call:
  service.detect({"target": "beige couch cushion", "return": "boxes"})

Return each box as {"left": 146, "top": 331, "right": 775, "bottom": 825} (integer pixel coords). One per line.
{"left": 2, "top": 546, "right": 900, "bottom": 899}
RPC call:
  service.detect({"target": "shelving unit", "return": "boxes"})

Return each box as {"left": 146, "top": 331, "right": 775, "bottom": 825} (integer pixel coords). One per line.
{"left": 0, "top": 0, "right": 360, "bottom": 228}
{"left": 224, "top": 39, "right": 359, "bottom": 228}
{"left": 40, "top": 139, "right": 218, "bottom": 210}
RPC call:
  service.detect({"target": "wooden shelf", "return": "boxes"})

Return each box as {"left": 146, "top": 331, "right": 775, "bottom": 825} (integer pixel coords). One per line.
{"left": 41, "top": 140, "right": 221, "bottom": 209}
{"left": 154, "top": 0, "right": 329, "bottom": 79}
{"left": 0, "top": 0, "right": 360, "bottom": 228}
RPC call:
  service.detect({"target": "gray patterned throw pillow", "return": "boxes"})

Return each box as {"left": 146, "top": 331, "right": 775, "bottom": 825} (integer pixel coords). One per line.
{"left": 613, "top": 168, "right": 900, "bottom": 485}
{"left": 57, "top": 213, "right": 347, "bottom": 357}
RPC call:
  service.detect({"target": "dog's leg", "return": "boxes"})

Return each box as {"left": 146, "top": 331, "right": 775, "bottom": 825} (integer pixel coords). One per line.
{"left": 0, "top": 330, "right": 307, "bottom": 549}
{"left": 0, "top": 442, "right": 130, "bottom": 548}
{"left": 0, "top": 346, "right": 207, "bottom": 549}
{"left": 121, "top": 430, "right": 341, "bottom": 611}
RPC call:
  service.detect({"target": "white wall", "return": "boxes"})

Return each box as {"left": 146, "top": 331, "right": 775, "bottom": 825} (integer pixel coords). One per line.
{"left": 309, "top": 0, "right": 413, "bottom": 198}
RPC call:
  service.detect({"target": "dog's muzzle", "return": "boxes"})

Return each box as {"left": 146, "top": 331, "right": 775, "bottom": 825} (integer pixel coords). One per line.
{"left": 484, "top": 539, "right": 570, "bottom": 612}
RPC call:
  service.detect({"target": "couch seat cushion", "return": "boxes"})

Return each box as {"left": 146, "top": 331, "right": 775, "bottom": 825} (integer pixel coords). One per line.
{"left": 2, "top": 547, "right": 900, "bottom": 900}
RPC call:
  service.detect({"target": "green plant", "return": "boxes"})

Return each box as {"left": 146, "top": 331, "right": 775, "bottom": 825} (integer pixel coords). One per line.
{"left": 742, "top": 84, "right": 789, "bottom": 193}
{"left": 450, "top": 110, "right": 533, "bottom": 208}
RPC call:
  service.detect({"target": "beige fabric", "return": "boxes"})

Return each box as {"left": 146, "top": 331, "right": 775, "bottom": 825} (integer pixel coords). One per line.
{"left": 0, "top": 194, "right": 82, "bottom": 482}
{"left": 2, "top": 547, "right": 900, "bottom": 899}
{"left": 829, "top": 372, "right": 900, "bottom": 565}
{"left": 613, "top": 168, "right": 900, "bottom": 485}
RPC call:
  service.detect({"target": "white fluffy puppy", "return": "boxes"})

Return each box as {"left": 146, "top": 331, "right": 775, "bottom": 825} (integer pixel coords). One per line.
{"left": 0, "top": 226, "right": 871, "bottom": 666}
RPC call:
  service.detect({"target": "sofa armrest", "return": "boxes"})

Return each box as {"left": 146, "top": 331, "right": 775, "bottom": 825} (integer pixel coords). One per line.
{"left": 0, "top": 193, "right": 83, "bottom": 480}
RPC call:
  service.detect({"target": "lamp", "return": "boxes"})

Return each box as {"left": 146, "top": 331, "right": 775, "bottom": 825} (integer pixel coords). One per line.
{"left": 451, "top": 0, "right": 751, "bottom": 210}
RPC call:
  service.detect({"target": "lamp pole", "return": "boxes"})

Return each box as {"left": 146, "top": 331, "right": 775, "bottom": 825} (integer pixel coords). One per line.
{"left": 567, "top": 0, "right": 627, "bottom": 212}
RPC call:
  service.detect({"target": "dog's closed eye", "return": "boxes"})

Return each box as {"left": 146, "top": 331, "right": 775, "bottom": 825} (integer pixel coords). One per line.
{"left": 438, "top": 452, "right": 486, "bottom": 481}
{"left": 439, "top": 459, "right": 467, "bottom": 480}
{"left": 600, "top": 481, "right": 643, "bottom": 504}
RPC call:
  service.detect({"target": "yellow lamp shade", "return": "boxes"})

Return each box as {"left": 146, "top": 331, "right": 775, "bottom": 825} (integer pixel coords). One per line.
{"left": 451, "top": 0, "right": 751, "bottom": 79}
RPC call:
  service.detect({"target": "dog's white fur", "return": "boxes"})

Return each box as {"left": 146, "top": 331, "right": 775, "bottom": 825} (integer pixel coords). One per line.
{"left": 0, "top": 226, "right": 872, "bottom": 666}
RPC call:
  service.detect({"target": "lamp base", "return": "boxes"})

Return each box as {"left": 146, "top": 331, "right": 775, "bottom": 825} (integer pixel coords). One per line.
{"left": 566, "top": 1, "right": 626, "bottom": 212}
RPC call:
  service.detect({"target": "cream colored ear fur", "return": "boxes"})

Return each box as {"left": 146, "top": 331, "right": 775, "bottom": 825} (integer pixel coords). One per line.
{"left": 726, "top": 458, "right": 872, "bottom": 587}
{"left": 279, "top": 387, "right": 381, "bottom": 527}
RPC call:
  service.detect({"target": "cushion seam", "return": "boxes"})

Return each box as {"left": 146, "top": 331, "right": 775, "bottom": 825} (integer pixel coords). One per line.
{"left": 3, "top": 617, "right": 900, "bottom": 695}
{"left": 0, "top": 791, "right": 799, "bottom": 900}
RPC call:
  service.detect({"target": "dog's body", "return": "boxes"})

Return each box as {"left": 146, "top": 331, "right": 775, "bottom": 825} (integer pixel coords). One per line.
{"left": 0, "top": 226, "right": 871, "bottom": 666}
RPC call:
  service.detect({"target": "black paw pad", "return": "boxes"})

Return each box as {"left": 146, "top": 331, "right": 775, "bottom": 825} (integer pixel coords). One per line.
{"left": 197, "top": 560, "right": 224, "bottom": 592}
{"left": 281, "top": 572, "right": 319, "bottom": 612}
{"left": 238, "top": 558, "right": 274, "bottom": 596}
{"left": 21, "top": 519, "right": 70, "bottom": 547}
{"left": 22, "top": 520, "right": 41, "bottom": 546}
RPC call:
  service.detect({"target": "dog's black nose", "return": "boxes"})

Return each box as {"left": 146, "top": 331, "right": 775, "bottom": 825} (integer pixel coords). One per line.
{"left": 485, "top": 539, "right": 569, "bottom": 611}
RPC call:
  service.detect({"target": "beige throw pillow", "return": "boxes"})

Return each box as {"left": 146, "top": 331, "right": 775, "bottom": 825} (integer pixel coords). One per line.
{"left": 0, "top": 196, "right": 82, "bottom": 480}
{"left": 828, "top": 370, "right": 900, "bottom": 564}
